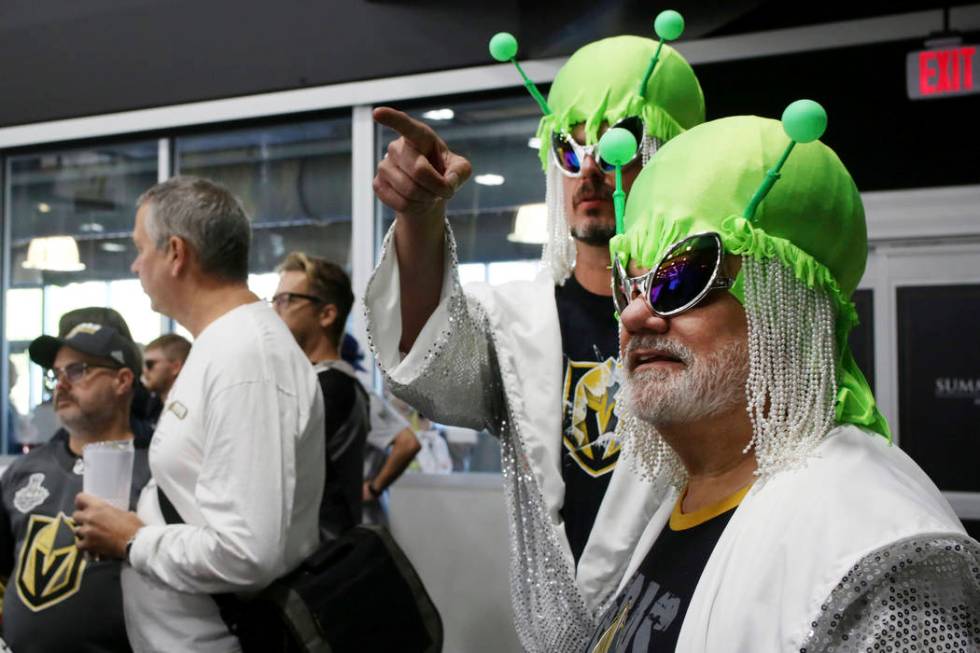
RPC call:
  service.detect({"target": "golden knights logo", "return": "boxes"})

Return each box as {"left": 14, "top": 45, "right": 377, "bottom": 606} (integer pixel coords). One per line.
{"left": 562, "top": 357, "right": 621, "bottom": 477}
{"left": 591, "top": 600, "right": 632, "bottom": 653}
{"left": 16, "top": 512, "right": 87, "bottom": 611}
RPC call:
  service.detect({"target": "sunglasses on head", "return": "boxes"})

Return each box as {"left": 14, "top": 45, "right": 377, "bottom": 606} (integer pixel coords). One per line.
{"left": 551, "top": 116, "right": 650, "bottom": 177}
{"left": 612, "top": 232, "right": 735, "bottom": 317}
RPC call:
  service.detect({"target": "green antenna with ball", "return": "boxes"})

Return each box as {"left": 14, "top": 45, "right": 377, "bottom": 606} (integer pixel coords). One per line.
{"left": 743, "top": 99, "right": 828, "bottom": 222}
{"left": 598, "top": 127, "right": 639, "bottom": 235}
{"left": 637, "top": 10, "right": 685, "bottom": 98}
{"left": 489, "top": 32, "right": 551, "bottom": 115}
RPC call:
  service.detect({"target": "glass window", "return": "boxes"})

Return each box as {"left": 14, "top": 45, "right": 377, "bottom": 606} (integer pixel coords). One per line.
{"left": 3, "top": 141, "right": 161, "bottom": 451}
{"left": 375, "top": 95, "right": 546, "bottom": 274}
{"left": 375, "top": 95, "right": 549, "bottom": 473}
{"left": 176, "top": 119, "right": 353, "bottom": 277}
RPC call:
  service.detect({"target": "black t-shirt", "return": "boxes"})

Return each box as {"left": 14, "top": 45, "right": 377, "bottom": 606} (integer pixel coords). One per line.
{"left": 316, "top": 366, "right": 369, "bottom": 538}
{"left": 585, "top": 502, "right": 738, "bottom": 652}
{"left": 554, "top": 274, "right": 621, "bottom": 565}
{"left": 0, "top": 434, "right": 150, "bottom": 653}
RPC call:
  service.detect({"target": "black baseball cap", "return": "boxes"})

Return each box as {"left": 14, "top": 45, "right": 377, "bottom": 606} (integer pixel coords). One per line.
{"left": 29, "top": 323, "right": 141, "bottom": 375}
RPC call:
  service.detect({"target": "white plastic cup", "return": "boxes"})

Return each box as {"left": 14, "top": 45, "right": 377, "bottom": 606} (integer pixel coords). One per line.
{"left": 83, "top": 440, "right": 135, "bottom": 510}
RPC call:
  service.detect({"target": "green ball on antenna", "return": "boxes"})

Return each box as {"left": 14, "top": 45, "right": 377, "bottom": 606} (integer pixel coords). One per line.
{"left": 599, "top": 127, "right": 638, "bottom": 166}
{"left": 654, "top": 10, "right": 685, "bottom": 41}
{"left": 782, "top": 99, "right": 827, "bottom": 143}
{"left": 489, "top": 32, "right": 518, "bottom": 62}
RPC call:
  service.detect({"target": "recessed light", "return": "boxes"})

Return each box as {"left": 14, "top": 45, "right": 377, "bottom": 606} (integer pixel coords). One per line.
{"left": 475, "top": 174, "right": 505, "bottom": 186}
{"left": 37, "top": 202, "right": 51, "bottom": 213}
{"left": 100, "top": 243, "right": 127, "bottom": 253}
{"left": 527, "top": 137, "right": 541, "bottom": 150}
{"left": 422, "top": 108, "right": 455, "bottom": 121}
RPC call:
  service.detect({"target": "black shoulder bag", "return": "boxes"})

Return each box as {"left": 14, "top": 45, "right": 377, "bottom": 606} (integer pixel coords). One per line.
{"left": 157, "top": 487, "right": 443, "bottom": 653}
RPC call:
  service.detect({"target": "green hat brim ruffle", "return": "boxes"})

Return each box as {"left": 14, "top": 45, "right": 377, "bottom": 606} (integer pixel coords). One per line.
{"left": 535, "top": 96, "right": 688, "bottom": 170}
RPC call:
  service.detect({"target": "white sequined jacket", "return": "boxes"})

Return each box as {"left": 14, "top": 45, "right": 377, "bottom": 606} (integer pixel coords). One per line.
{"left": 607, "top": 425, "right": 980, "bottom": 652}
{"left": 364, "top": 223, "right": 666, "bottom": 652}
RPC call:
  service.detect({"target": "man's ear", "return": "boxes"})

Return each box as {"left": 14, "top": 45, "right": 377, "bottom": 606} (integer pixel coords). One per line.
{"left": 116, "top": 368, "right": 135, "bottom": 398}
{"left": 318, "top": 304, "right": 338, "bottom": 331}
{"left": 168, "top": 236, "right": 190, "bottom": 277}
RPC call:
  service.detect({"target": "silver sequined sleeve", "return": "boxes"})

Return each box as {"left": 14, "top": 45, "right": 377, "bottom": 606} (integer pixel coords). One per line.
{"left": 801, "top": 534, "right": 980, "bottom": 652}
{"left": 363, "top": 220, "right": 505, "bottom": 433}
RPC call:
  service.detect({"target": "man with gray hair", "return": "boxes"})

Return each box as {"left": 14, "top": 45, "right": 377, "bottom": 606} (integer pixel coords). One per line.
{"left": 588, "top": 110, "right": 979, "bottom": 650}
{"left": 72, "top": 176, "right": 326, "bottom": 652}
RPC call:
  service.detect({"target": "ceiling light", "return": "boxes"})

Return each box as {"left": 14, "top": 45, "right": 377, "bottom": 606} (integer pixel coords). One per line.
{"left": 475, "top": 173, "right": 505, "bottom": 186}
{"left": 527, "top": 137, "right": 541, "bottom": 150}
{"left": 100, "top": 242, "right": 127, "bottom": 253}
{"left": 80, "top": 222, "right": 104, "bottom": 233}
{"left": 507, "top": 203, "right": 547, "bottom": 244}
{"left": 422, "top": 108, "right": 455, "bottom": 121}
{"left": 37, "top": 202, "right": 51, "bottom": 213}
{"left": 22, "top": 236, "right": 86, "bottom": 272}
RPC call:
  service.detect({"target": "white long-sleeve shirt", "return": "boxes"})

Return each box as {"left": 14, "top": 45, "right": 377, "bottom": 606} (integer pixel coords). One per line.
{"left": 121, "top": 302, "right": 325, "bottom": 652}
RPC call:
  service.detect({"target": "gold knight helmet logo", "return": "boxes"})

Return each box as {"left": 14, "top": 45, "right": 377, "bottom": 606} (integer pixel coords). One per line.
{"left": 16, "top": 512, "right": 87, "bottom": 611}
{"left": 563, "top": 358, "right": 622, "bottom": 476}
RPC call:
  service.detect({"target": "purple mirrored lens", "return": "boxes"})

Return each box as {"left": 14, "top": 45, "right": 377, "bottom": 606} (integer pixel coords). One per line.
{"left": 648, "top": 235, "right": 720, "bottom": 314}
{"left": 562, "top": 148, "right": 581, "bottom": 172}
{"left": 552, "top": 133, "right": 582, "bottom": 173}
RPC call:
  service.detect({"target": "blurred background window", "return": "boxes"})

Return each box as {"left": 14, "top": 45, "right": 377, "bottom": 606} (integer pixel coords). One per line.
{"left": 2, "top": 116, "right": 356, "bottom": 452}
{"left": 177, "top": 118, "right": 353, "bottom": 281}
{"left": 4, "top": 141, "right": 159, "bottom": 451}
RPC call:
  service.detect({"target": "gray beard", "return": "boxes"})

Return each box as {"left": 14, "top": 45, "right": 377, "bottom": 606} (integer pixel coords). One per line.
{"left": 56, "top": 396, "right": 117, "bottom": 436}
{"left": 625, "top": 335, "right": 749, "bottom": 426}
{"left": 570, "top": 222, "right": 616, "bottom": 247}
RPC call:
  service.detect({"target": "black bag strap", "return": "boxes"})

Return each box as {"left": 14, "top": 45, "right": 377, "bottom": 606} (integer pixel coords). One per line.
{"left": 156, "top": 486, "right": 248, "bottom": 642}
{"left": 156, "top": 485, "right": 184, "bottom": 526}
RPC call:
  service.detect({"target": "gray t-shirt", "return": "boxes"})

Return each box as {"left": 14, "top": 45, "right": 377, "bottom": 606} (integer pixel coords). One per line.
{"left": 0, "top": 434, "right": 150, "bottom": 653}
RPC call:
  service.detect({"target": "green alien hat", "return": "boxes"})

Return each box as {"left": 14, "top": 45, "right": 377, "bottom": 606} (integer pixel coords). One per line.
{"left": 536, "top": 35, "right": 705, "bottom": 169}
{"left": 490, "top": 10, "right": 705, "bottom": 171}
{"left": 609, "top": 106, "right": 890, "bottom": 439}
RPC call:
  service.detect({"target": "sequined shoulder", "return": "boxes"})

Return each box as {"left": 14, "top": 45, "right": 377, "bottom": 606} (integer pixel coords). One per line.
{"left": 800, "top": 534, "right": 980, "bottom": 653}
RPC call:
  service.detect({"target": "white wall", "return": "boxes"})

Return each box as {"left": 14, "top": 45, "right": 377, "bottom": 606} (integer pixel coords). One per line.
{"left": 388, "top": 473, "right": 522, "bottom": 653}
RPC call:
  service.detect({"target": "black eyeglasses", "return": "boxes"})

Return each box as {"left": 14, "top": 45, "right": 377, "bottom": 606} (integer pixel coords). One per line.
{"left": 612, "top": 232, "right": 734, "bottom": 318}
{"left": 551, "top": 116, "right": 650, "bottom": 177}
{"left": 44, "top": 362, "right": 121, "bottom": 390}
{"left": 269, "top": 292, "right": 326, "bottom": 311}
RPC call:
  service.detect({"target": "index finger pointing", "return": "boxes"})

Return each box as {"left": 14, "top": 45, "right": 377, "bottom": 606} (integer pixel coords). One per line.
{"left": 374, "top": 107, "right": 442, "bottom": 155}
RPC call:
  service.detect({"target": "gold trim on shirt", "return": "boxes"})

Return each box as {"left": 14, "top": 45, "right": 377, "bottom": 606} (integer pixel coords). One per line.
{"left": 669, "top": 483, "right": 752, "bottom": 531}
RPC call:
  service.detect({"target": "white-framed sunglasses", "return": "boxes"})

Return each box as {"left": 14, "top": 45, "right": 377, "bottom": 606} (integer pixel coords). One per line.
{"left": 550, "top": 116, "right": 653, "bottom": 177}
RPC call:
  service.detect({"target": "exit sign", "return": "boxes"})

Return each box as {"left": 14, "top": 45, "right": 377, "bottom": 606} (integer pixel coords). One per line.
{"left": 907, "top": 45, "right": 978, "bottom": 99}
